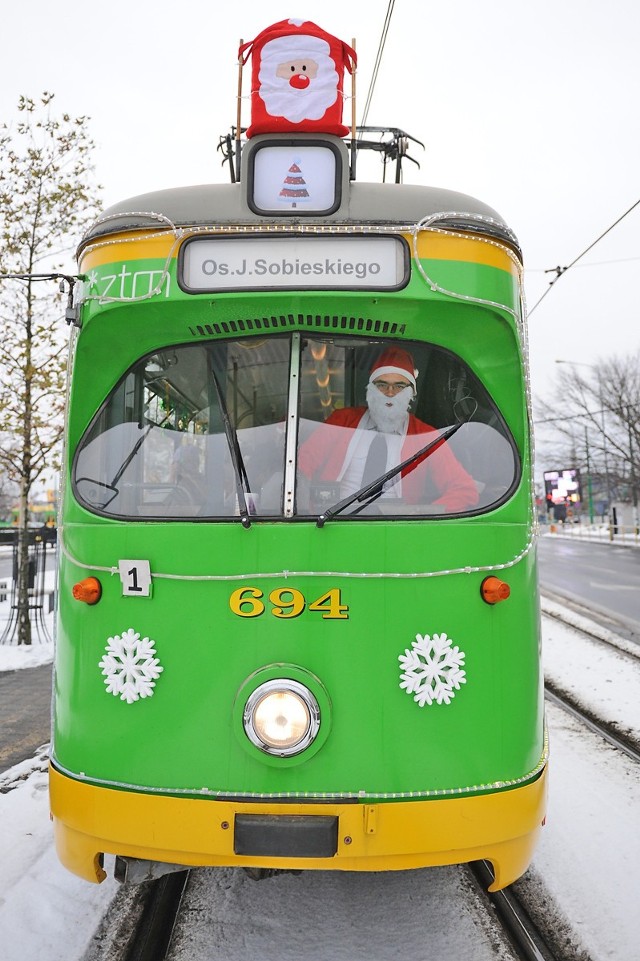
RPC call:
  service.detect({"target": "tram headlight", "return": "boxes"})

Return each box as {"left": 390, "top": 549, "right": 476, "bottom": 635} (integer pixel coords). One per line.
{"left": 243, "top": 679, "right": 320, "bottom": 756}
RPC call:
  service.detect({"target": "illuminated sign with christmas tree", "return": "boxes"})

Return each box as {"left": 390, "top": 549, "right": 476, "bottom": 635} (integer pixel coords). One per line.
{"left": 279, "top": 160, "right": 310, "bottom": 206}
{"left": 248, "top": 141, "right": 341, "bottom": 215}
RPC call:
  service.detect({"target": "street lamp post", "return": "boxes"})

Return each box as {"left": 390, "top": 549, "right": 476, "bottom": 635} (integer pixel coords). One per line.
{"left": 584, "top": 424, "right": 595, "bottom": 524}
{"left": 628, "top": 406, "right": 639, "bottom": 535}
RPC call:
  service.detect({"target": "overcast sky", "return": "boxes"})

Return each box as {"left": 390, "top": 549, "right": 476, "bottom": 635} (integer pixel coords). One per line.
{"left": 3, "top": 0, "right": 639, "bottom": 420}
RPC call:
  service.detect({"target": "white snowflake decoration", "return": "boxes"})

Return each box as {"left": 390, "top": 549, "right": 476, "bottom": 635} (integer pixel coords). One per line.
{"left": 99, "top": 628, "right": 163, "bottom": 704}
{"left": 399, "top": 632, "right": 466, "bottom": 706}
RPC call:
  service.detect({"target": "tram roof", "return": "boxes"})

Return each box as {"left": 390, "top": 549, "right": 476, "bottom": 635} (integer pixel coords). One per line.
{"left": 82, "top": 181, "right": 521, "bottom": 259}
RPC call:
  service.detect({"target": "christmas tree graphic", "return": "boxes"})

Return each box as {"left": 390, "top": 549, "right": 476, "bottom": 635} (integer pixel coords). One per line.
{"left": 279, "top": 160, "right": 310, "bottom": 207}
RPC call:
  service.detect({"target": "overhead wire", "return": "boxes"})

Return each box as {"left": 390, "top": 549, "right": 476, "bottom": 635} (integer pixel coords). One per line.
{"left": 359, "top": 0, "right": 396, "bottom": 130}
{"left": 359, "top": 8, "right": 637, "bottom": 312}
{"left": 527, "top": 256, "right": 640, "bottom": 274}
{"left": 528, "top": 197, "right": 640, "bottom": 315}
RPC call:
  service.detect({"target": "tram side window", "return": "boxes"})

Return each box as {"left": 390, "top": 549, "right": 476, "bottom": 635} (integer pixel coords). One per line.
{"left": 295, "top": 337, "right": 520, "bottom": 518}
{"left": 73, "top": 339, "right": 290, "bottom": 518}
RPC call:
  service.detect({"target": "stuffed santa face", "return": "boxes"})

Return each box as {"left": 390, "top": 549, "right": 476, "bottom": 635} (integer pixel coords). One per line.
{"left": 260, "top": 35, "right": 338, "bottom": 124}
{"left": 275, "top": 56, "right": 319, "bottom": 87}
{"left": 240, "top": 19, "right": 357, "bottom": 138}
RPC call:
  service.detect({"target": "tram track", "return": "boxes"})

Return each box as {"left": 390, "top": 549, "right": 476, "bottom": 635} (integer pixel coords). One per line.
{"left": 540, "top": 588, "right": 640, "bottom": 654}
{"left": 544, "top": 684, "right": 640, "bottom": 763}
{"left": 541, "top": 592, "right": 640, "bottom": 761}
{"left": 119, "top": 870, "right": 189, "bottom": 961}
{"left": 114, "top": 860, "right": 566, "bottom": 961}
{"left": 467, "top": 861, "right": 557, "bottom": 961}
{"left": 470, "top": 594, "right": 640, "bottom": 960}
{"left": 110, "top": 861, "right": 559, "bottom": 961}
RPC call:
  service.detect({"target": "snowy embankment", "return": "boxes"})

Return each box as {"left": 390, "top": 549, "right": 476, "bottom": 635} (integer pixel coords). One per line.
{"left": 513, "top": 598, "right": 640, "bottom": 960}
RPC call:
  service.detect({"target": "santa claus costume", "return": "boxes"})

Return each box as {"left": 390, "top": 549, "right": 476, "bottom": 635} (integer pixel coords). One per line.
{"left": 298, "top": 348, "right": 479, "bottom": 513}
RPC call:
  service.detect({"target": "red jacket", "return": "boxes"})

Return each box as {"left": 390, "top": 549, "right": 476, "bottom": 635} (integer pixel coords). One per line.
{"left": 298, "top": 407, "right": 479, "bottom": 513}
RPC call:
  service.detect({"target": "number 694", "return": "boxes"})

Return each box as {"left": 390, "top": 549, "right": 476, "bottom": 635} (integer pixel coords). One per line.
{"left": 229, "top": 587, "right": 348, "bottom": 620}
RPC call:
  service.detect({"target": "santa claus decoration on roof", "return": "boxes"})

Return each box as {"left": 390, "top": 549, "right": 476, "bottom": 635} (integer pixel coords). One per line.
{"left": 239, "top": 19, "right": 357, "bottom": 138}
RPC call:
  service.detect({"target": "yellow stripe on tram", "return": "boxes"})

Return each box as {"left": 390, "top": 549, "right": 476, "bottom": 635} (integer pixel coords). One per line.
{"left": 80, "top": 227, "right": 519, "bottom": 276}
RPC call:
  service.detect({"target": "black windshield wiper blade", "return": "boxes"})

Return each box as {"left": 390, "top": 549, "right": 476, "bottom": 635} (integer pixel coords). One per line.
{"left": 316, "top": 422, "right": 463, "bottom": 528}
{"left": 109, "top": 409, "right": 174, "bottom": 490}
{"left": 210, "top": 364, "right": 253, "bottom": 529}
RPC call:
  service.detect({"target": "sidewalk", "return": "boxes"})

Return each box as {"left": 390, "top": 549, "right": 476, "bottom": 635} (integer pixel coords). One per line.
{"left": 0, "top": 558, "right": 56, "bottom": 769}
{"left": 0, "top": 663, "right": 52, "bottom": 770}
{"left": 541, "top": 521, "right": 640, "bottom": 548}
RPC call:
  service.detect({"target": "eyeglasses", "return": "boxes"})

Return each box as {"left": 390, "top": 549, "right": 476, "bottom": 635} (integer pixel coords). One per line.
{"left": 373, "top": 380, "right": 412, "bottom": 394}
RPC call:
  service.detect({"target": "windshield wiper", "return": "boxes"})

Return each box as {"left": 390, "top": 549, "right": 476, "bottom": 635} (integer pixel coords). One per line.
{"left": 210, "top": 364, "right": 253, "bottom": 529}
{"left": 109, "top": 408, "right": 174, "bottom": 491}
{"left": 316, "top": 422, "right": 464, "bottom": 528}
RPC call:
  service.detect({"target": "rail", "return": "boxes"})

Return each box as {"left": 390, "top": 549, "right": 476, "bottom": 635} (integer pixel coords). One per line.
{"left": 545, "top": 685, "right": 640, "bottom": 763}
{"left": 120, "top": 870, "right": 189, "bottom": 961}
{"left": 468, "top": 861, "right": 558, "bottom": 961}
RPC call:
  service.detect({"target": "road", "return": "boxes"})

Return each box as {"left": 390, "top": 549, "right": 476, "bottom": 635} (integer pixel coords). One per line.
{"left": 0, "top": 554, "right": 13, "bottom": 581}
{"left": 537, "top": 534, "right": 640, "bottom": 636}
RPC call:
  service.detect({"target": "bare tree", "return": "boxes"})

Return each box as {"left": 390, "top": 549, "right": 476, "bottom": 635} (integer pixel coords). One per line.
{"left": 535, "top": 352, "right": 640, "bottom": 521}
{"left": 0, "top": 93, "right": 101, "bottom": 644}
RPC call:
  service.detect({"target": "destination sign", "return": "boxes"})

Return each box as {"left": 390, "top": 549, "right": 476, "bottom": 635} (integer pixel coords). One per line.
{"left": 179, "top": 236, "right": 408, "bottom": 292}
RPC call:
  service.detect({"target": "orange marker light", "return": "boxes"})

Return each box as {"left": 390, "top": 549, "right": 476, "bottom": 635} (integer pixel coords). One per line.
{"left": 480, "top": 576, "right": 511, "bottom": 605}
{"left": 72, "top": 577, "right": 102, "bottom": 605}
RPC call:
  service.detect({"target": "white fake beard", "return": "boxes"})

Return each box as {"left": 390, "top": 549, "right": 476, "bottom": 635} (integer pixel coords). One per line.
{"left": 366, "top": 382, "right": 412, "bottom": 434}
{"left": 259, "top": 58, "right": 339, "bottom": 122}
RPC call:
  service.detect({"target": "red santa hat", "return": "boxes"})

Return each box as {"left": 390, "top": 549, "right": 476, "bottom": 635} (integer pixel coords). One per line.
{"left": 369, "top": 348, "right": 418, "bottom": 390}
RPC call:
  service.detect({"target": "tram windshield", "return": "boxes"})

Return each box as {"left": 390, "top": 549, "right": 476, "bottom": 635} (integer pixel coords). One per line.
{"left": 73, "top": 334, "right": 520, "bottom": 520}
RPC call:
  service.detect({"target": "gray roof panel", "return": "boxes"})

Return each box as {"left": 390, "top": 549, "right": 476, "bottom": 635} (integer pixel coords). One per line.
{"left": 81, "top": 180, "right": 520, "bottom": 257}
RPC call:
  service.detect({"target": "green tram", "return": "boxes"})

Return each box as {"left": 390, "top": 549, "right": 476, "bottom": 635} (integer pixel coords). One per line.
{"left": 50, "top": 132, "right": 546, "bottom": 890}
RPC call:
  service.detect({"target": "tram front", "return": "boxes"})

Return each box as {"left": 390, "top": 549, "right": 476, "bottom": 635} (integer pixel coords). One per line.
{"left": 50, "top": 133, "right": 546, "bottom": 890}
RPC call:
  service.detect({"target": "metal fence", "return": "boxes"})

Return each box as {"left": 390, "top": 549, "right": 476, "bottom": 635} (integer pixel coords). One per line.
{"left": 0, "top": 528, "right": 57, "bottom": 645}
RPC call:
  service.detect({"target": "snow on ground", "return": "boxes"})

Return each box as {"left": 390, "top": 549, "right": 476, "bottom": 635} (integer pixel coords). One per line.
{"left": 541, "top": 597, "right": 640, "bottom": 743}
{"left": 520, "top": 605, "right": 640, "bottom": 959}
{"left": 0, "top": 639, "right": 54, "bottom": 670}
{"left": 0, "top": 756, "right": 121, "bottom": 961}
{"left": 0, "top": 567, "right": 638, "bottom": 960}
{"left": 544, "top": 521, "right": 640, "bottom": 548}
{"left": 518, "top": 701, "right": 640, "bottom": 961}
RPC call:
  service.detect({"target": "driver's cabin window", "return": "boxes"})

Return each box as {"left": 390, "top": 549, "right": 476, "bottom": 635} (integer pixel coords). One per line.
{"left": 72, "top": 333, "right": 518, "bottom": 520}
{"left": 295, "top": 337, "right": 519, "bottom": 518}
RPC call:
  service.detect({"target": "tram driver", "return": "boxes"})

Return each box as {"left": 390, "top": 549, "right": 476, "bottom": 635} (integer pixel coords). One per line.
{"left": 297, "top": 347, "right": 479, "bottom": 514}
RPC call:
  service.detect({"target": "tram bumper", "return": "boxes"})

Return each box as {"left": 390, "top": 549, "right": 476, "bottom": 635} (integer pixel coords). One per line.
{"left": 49, "top": 763, "right": 547, "bottom": 891}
